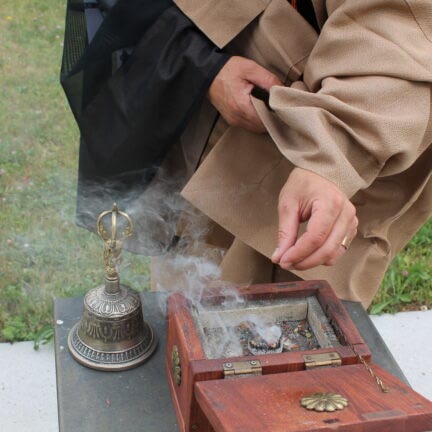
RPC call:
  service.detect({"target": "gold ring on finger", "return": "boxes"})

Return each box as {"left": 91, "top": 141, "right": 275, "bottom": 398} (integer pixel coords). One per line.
{"left": 341, "top": 235, "right": 351, "bottom": 250}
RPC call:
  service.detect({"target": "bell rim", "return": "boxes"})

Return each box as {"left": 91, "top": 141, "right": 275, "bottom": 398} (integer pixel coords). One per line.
{"left": 67, "top": 321, "right": 158, "bottom": 371}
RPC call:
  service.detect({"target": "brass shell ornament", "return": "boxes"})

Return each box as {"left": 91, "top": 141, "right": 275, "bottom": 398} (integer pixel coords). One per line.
{"left": 300, "top": 392, "right": 349, "bottom": 412}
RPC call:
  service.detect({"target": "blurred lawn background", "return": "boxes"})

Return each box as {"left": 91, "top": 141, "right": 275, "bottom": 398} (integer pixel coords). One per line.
{"left": 0, "top": 0, "right": 430, "bottom": 343}
{"left": 0, "top": 0, "right": 150, "bottom": 345}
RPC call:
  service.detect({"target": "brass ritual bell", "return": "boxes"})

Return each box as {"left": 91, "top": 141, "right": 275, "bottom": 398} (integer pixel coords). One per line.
{"left": 68, "top": 204, "right": 157, "bottom": 371}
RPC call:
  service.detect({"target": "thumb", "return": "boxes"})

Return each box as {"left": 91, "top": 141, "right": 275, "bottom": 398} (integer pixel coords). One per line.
{"left": 272, "top": 200, "right": 299, "bottom": 264}
{"left": 246, "top": 62, "right": 282, "bottom": 91}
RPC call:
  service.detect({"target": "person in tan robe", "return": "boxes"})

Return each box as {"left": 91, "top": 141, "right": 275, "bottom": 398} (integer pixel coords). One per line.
{"left": 148, "top": 0, "right": 432, "bottom": 308}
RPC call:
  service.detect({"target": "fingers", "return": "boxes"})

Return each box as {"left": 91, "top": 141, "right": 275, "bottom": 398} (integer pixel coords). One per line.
{"left": 290, "top": 202, "right": 358, "bottom": 270}
{"left": 225, "top": 101, "right": 266, "bottom": 133}
{"left": 238, "top": 82, "right": 267, "bottom": 132}
{"left": 207, "top": 56, "right": 281, "bottom": 133}
{"left": 278, "top": 198, "right": 341, "bottom": 268}
{"left": 271, "top": 199, "right": 300, "bottom": 263}
{"left": 273, "top": 168, "right": 358, "bottom": 272}
{"left": 324, "top": 224, "right": 357, "bottom": 266}
{"left": 224, "top": 82, "right": 266, "bottom": 133}
{"left": 244, "top": 60, "right": 283, "bottom": 90}
{"left": 240, "top": 60, "right": 281, "bottom": 131}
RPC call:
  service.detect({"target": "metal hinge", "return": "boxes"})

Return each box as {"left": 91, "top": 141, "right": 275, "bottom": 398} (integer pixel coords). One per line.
{"left": 303, "top": 352, "right": 342, "bottom": 369}
{"left": 223, "top": 360, "right": 262, "bottom": 378}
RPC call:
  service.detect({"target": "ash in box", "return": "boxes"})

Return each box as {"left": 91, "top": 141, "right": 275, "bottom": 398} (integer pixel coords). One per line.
{"left": 227, "top": 318, "right": 319, "bottom": 356}
{"left": 192, "top": 296, "right": 341, "bottom": 359}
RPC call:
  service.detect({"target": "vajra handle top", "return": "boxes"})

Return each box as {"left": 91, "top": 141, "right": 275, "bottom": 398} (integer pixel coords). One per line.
{"left": 96, "top": 203, "right": 133, "bottom": 280}
{"left": 96, "top": 203, "right": 133, "bottom": 243}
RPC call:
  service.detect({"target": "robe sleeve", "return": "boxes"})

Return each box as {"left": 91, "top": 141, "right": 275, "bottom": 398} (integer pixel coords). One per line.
{"left": 256, "top": 0, "right": 432, "bottom": 198}
{"left": 174, "top": 0, "right": 271, "bottom": 48}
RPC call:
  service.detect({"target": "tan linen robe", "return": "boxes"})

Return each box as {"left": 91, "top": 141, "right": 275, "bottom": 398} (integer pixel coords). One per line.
{"left": 152, "top": 0, "right": 432, "bottom": 307}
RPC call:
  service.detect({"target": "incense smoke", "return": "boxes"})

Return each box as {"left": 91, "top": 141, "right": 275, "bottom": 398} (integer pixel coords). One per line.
{"left": 76, "top": 166, "right": 289, "bottom": 360}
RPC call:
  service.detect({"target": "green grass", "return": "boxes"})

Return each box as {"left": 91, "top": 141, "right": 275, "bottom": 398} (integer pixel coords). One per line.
{"left": 0, "top": 0, "right": 430, "bottom": 344}
{"left": 0, "top": 0, "right": 150, "bottom": 345}
{"left": 369, "top": 221, "right": 432, "bottom": 314}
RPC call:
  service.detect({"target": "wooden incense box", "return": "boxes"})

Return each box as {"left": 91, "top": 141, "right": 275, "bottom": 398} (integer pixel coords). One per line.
{"left": 165, "top": 281, "right": 432, "bottom": 432}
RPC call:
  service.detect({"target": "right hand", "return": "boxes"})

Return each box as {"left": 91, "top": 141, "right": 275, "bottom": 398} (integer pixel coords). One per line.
{"left": 207, "top": 56, "right": 282, "bottom": 133}
{"left": 272, "top": 168, "right": 358, "bottom": 271}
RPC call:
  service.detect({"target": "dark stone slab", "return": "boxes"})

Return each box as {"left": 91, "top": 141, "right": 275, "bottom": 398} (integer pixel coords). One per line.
{"left": 54, "top": 293, "right": 178, "bottom": 432}
{"left": 342, "top": 301, "right": 407, "bottom": 384}
{"left": 54, "top": 294, "right": 407, "bottom": 432}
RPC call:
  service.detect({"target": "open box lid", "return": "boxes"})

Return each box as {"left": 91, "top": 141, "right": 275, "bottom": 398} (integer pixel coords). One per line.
{"left": 195, "top": 363, "right": 432, "bottom": 432}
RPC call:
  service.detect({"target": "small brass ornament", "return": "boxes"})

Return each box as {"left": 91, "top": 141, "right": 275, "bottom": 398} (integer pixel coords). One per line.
{"left": 300, "top": 392, "right": 349, "bottom": 412}
{"left": 68, "top": 204, "right": 157, "bottom": 371}
{"left": 171, "top": 345, "right": 182, "bottom": 386}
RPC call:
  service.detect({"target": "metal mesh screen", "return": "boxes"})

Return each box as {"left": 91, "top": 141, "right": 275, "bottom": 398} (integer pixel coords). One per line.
{"left": 61, "top": 6, "right": 87, "bottom": 77}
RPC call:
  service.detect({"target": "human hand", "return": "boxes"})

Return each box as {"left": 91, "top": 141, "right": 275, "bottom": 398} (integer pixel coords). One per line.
{"left": 271, "top": 168, "right": 358, "bottom": 270}
{"left": 207, "top": 56, "right": 282, "bottom": 133}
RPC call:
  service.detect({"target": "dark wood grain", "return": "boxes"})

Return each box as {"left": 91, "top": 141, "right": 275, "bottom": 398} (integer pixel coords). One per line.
{"left": 166, "top": 281, "right": 372, "bottom": 431}
{"left": 166, "top": 292, "right": 212, "bottom": 431}
{"left": 195, "top": 363, "right": 432, "bottom": 432}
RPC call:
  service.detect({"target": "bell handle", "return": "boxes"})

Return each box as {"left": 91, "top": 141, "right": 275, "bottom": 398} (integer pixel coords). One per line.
{"left": 96, "top": 203, "right": 133, "bottom": 242}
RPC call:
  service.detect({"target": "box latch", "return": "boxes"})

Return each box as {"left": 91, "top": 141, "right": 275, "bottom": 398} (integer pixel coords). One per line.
{"left": 223, "top": 360, "right": 262, "bottom": 378}
{"left": 303, "top": 352, "right": 342, "bottom": 369}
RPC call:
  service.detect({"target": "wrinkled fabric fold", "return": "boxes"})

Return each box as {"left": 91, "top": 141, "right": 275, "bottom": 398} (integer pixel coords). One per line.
{"left": 258, "top": 0, "right": 432, "bottom": 198}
